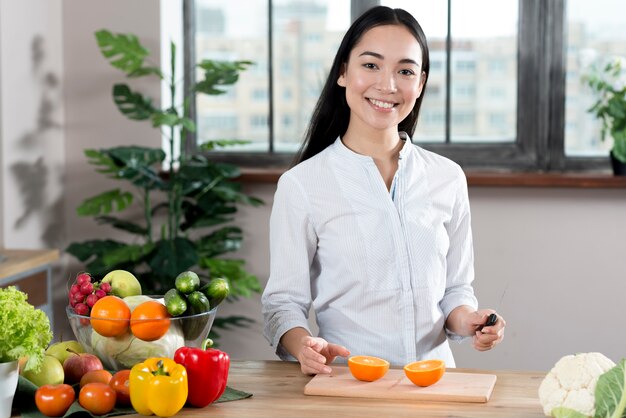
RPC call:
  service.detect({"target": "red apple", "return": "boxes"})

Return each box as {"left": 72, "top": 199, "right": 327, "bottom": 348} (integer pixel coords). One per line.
{"left": 62, "top": 350, "right": 103, "bottom": 384}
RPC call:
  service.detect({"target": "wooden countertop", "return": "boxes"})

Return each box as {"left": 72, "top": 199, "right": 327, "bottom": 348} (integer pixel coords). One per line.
{"left": 0, "top": 249, "right": 59, "bottom": 280}
{"left": 126, "top": 360, "right": 545, "bottom": 417}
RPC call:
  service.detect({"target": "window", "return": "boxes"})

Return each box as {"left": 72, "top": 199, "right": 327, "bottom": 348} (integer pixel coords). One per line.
{"left": 187, "top": 0, "right": 616, "bottom": 171}
{"left": 564, "top": 0, "right": 626, "bottom": 159}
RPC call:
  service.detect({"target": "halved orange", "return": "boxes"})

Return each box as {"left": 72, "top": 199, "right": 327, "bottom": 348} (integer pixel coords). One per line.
{"left": 348, "top": 355, "right": 390, "bottom": 382}
{"left": 403, "top": 359, "right": 445, "bottom": 387}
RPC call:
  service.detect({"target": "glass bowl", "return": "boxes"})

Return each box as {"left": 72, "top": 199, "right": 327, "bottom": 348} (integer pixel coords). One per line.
{"left": 66, "top": 296, "right": 217, "bottom": 371}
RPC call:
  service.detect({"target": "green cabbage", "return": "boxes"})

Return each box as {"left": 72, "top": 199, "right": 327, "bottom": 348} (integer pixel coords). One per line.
{"left": 90, "top": 295, "right": 184, "bottom": 370}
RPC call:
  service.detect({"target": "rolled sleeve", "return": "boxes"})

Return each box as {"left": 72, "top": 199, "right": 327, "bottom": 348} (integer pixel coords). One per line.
{"left": 441, "top": 169, "right": 478, "bottom": 341}
{"left": 261, "top": 172, "right": 318, "bottom": 359}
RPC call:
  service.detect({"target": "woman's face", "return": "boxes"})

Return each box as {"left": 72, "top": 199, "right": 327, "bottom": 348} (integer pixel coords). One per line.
{"left": 338, "top": 24, "right": 425, "bottom": 136}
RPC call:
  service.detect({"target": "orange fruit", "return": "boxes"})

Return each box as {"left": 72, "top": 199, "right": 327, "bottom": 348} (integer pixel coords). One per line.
{"left": 347, "top": 356, "right": 390, "bottom": 382}
{"left": 80, "top": 369, "right": 113, "bottom": 388}
{"left": 130, "top": 300, "right": 171, "bottom": 341}
{"left": 90, "top": 296, "right": 131, "bottom": 337}
{"left": 403, "top": 359, "right": 445, "bottom": 387}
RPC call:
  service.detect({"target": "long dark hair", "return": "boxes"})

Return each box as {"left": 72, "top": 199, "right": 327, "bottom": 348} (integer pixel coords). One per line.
{"left": 293, "top": 6, "right": 430, "bottom": 165}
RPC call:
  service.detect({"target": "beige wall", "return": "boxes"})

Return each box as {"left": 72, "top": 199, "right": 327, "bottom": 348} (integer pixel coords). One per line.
{"left": 1, "top": 0, "right": 625, "bottom": 372}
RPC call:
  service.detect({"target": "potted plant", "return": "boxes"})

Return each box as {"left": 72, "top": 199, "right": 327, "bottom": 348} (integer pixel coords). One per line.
{"left": 584, "top": 56, "right": 626, "bottom": 175}
{"left": 0, "top": 286, "right": 52, "bottom": 418}
{"left": 66, "top": 30, "right": 263, "bottom": 340}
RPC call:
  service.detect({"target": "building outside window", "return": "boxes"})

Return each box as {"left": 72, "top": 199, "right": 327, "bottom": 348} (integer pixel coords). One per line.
{"left": 190, "top": 0, "right": 625, "bottom": 171}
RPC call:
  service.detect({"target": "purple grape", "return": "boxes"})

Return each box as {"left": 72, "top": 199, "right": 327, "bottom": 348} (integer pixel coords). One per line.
{"left": 100, "top": 282, "right": 112, "bottom": 293}
{"left": 73, "top": 292, "right": 85, "bottom": 303}
{"left": 70, "top": 297, "right": 78, "bottom": 308}
{"left": 74, "top": 303, "right": 89, "bottom": 316}
{"left": 95, "top": 289, "right": 106, "bottom": 298}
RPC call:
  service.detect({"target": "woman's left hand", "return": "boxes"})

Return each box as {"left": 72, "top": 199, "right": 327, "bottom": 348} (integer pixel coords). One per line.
{"left": 469, "top": 309, "right": 506, "bottom": 351}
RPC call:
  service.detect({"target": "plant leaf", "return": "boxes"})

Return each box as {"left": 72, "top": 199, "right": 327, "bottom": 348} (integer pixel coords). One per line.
{"left": 213, "top": 184, "right": 263, "bottom": 206}
{"left": 105, "top": 146, "right": 166, "bottom": 189}
{"left": 196, "top": 227, "right": 242, "bottom": 258}
{"left": 66, "top": 240, "right": 125, "bottom": 262}
{"left": 195, "top": 60, "right": 252, "bottom": 95}
{"left": 151, "top": 111, "right": 180, "bottom": 127}
{"left": 594, "top": 358, "right": 626, "bottom": 418}
{"left": 199, "top": 258, "right": 260, "bottom": 298}
{"left": 95, "top": 216, "right": 148, "bottom": 235}
{"left": 85, "top": 149, "right": 119, "bottom": 176}
{"left": 95, "top": 30, "right": 151, "bottom": 75}
{"left": 147, "top": 238, "right": 199, "bottom": 280}
{"left": 102, "top": 243, "right": 155, "bottom": 267}
{"left": 128, "top": 66, "right": 163, "bottom": 78}
{"left": 113, "top": 84, "right": 156, "bottom": 120}
{"left": 76, "top": 189, "right": 133, "bottom": 216}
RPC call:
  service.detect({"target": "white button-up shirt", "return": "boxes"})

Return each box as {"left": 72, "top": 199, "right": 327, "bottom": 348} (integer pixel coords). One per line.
{"left": 262, "top": 134, "right": 478, "bottom": 367}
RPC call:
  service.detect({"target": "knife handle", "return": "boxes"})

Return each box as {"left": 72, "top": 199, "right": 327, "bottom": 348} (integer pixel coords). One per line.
{"left": 485, "top": 313, "right": 498, "bottom": 327}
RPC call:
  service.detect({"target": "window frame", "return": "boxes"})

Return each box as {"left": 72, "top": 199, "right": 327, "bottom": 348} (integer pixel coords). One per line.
{"left": 184, "top": 0, "right": 609, "bottom": 171}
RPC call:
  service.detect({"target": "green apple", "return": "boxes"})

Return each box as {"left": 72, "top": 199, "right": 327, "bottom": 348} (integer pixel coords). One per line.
{"left": 102, "top": 269, "right": 142, "bottom": 297}
{"left": 46, "top": 340, "right": 84, "bottom": 365}
{"left": 21, "top": 355, "right": 64, "bottom": 386}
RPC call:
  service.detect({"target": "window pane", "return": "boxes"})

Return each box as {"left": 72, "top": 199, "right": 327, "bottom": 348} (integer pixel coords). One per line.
{"left": 195, "top": 0, "right": 269, "bottom": 152}
{"left": 272, "top": 1, "right": 351, "bottom": 153}
{"left": 450, "top": 0, "right": 517, "bottom": 143}
{"left": 565, "top": 0, "right": 626, "bottom": 157}
{"left": 382, "top": 0, "right": 447, "bottom": 143}
{"left": 382, "top": 1, "right": 518, "bottom": 144}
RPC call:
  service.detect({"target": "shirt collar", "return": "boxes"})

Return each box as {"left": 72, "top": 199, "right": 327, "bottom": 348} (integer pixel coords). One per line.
{"left": 333, "top": 132, "right": 413, "bottom": 163}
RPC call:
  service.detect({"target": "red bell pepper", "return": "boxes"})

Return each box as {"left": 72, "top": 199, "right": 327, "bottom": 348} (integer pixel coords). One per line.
{"left": 174, "top": 339, "right": 230, "bottom": 407}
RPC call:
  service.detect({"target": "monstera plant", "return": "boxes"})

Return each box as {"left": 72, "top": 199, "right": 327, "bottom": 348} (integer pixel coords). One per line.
{"left": 66, "top": 30, "right": 262, "bottom": 338}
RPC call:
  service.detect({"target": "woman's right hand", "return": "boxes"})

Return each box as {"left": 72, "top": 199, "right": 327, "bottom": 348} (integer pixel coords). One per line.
{"left": 296, "top": 335, "right": 350, "bottom": 375}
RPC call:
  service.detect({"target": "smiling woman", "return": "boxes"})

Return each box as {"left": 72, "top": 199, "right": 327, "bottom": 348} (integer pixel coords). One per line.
{"left": 261, "top": 5, "right": 505, "bottom": 377}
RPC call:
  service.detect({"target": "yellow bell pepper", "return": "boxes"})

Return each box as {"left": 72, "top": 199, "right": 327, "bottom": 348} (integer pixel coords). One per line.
{"left": 130, "top": 357, "right": 188, "bottom": 417}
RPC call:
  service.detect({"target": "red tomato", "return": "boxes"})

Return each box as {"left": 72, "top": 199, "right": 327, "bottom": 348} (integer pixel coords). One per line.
{"left": 78, "top": 382, "right": 116, "bottom": 415}
{"left": 109, "top": 369, "right": 131, "bottom": 406}
{"left": 35, "top": 384, "right": 75, "bottom": 417}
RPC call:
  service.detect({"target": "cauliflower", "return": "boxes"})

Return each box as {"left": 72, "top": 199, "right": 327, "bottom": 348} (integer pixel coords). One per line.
{"left": 538, "top": 352, "right": 615, "bottom": 417}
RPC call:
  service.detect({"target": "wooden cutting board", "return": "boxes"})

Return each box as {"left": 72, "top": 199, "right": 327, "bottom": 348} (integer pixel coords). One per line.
{"left": 304, "top": 365, "right": 497, "bottom": 403}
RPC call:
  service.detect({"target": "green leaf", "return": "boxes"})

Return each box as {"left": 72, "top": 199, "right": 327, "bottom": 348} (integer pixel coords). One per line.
{"left": 128, "top": 66, "right": 163, "bottom": 78}
{"left": 76, "top": 189, "right": 133, "bottom": 216}
{"left": 147, "top": 238, "right": 199, "bottom": 280}
{"left": 551, "top": 407, "right": 590, "bottom": 418}
{"left": 95, "top": 216, "right": 148, "bottom": 235}
{"left": 95, "top": 29, "right": 157, "bottom": 76}
{"left": 104, "top": 146, "right": 166, "bottom": 189}
{"left": 151, "top": 111, "right": 180, "bottom": 127}
{"left": 213, "top": 184, "right": 263, "bottom": 206}
{"left": 181, "top": 117, "right": 196, "bottom": 132}
{"left": 594, "top": 358, "right": 626, "bottom": 418}
{"left": 113, "top": 84, "right": 156, "bottom": 120}
{"left": 195, "top": 60, "right": 252, "bottom": 95}
{"left": 85, "top": 149, "right": 119, "bottom": 176}
{"left": 196, "top": 227, "right": 243, "bottom": 258}
{"left": 66, "top": 239, "right": 127, "bottom": 263}
{"left": 102, "top": 243, "right": 155, "bottom": 267}
{"left": 200, "top": 258, "right": 260, "bottom": 298}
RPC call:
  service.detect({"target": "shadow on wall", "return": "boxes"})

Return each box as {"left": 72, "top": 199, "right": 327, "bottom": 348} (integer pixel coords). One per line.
{"left": 10, "top": 35, "right": 64, "bottom": 248}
